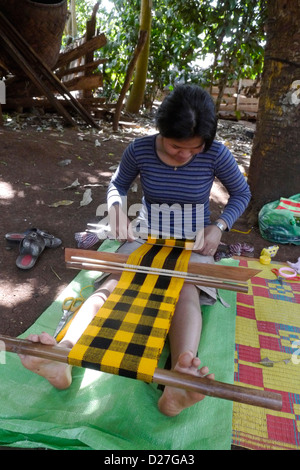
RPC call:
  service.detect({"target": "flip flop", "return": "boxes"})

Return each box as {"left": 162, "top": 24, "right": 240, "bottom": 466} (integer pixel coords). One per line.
{"left": 5, "top": 228, "right": 61, "bottom": 248}
{"left": 34, "top": 229, "right": 62, "bottom": 248}
{"left": 5, "top": 230, "right": 31, "bottom": 245}
{"left": 16, "top": 231, "right": 46, "bottom": 270}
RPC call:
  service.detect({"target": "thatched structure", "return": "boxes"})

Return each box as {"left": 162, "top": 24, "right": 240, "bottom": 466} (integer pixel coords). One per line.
{"left": 0, "top": 0, "right": 68, "bottom": 74}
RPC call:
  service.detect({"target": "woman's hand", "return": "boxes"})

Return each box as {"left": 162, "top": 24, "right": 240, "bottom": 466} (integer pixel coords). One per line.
{"left": 193, "top": 221, "right": 226, "bottom": 256}
{"left": 109, "top": 203, "right": 136, "bottom": 242}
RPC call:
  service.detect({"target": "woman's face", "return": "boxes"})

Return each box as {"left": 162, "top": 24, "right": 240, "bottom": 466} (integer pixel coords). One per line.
{"left": 161, "top": 136, "right": 205, "bottom": 165}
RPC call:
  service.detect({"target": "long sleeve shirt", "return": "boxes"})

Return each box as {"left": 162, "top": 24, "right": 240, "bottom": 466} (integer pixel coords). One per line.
{"left": 107, "top": 134, "right": 251, "bottom": 239}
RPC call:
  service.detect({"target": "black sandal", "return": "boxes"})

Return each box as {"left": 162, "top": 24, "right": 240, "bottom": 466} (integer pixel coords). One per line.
{"left": 5, "top": 228, "right": 61, "bottom": 248}
{"left": 16, "top": 231, "right": 46, "bottom": 270}
{"left": 33, "top": 229, "right": 62, "bottom": 248}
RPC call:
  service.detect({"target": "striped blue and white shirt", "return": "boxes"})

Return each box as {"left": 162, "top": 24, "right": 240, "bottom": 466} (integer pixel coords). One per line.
{"left": 107, "top": 134, "right": 251, "bottom": 239}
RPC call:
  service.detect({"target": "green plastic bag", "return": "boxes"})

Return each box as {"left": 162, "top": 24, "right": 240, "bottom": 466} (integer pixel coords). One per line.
{"left": 258, "top": 193, "right": 300, "bottom": 245}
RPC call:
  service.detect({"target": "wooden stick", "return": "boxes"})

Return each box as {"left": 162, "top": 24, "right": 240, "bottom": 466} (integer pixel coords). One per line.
{"left": 66, "top": 257, "right": 249, "bottom": 293}
{"left": 153, "top": 369, "right": 282, "bottom": 411}
{"left": 55, "top": 58, "right": 106, "bottom": 79}
{"left": 0, "top": 23, "right": 76, "bottom": 126}
{"left": 65, "top": 249, "right": 260, "bottom": 282}
{"left": 56, "top": 34, "right": 107, "bottom": 69}
{"left": 0, "top": 335, "right": 282, "bottom": 411}
{"left": 67, "top": 261, "right": 248, "bottom": 293}
{"left": 83, "top": 247, "right": 260, "bottom": 281}
{"left": 70, "top": 254, "right": 235, "bottom": 283}
{"left": 0, "top": 12, "right": 100, "bottom": 129}
{"left": 113, "top": 30, "right": 148, "bottom": 131}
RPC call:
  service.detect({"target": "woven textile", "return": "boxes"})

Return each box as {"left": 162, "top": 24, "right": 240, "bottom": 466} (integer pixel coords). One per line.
{"left": 276, "top": 197, "right": 300, "bottom": 214}
{"left": 68, "top": 239, "right": 191, "bottom": 382}
{"left": 232, "top": 259, "right": 300, "bottom": 450}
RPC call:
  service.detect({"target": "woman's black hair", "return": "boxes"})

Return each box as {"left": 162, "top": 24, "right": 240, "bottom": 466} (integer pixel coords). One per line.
{"left": 155, "top": 84, "right": 217, "bottom": 151}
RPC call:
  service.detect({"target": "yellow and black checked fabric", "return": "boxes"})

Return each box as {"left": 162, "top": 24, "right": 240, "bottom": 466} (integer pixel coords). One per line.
{"left": 68, "top": 239, "right": 192, "bottom": 382}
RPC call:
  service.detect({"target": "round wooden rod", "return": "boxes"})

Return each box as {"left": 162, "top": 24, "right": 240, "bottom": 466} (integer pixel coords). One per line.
{"left": 0, "top": 335, "right": 70, "bottom": 363}
{"left": 153, "top": 369, "right": 282, "bottom": 411}
{"left": 66, "top": 261, "right": 249, "bottom": 293}
{"left": 0, "top": 335, "right": 282, "bottom": 411}
{"left": 70, "top": 255, "right": 230, "bottom": 283}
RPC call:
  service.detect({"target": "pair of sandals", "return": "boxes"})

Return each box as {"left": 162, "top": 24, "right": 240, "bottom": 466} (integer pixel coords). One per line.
{"left": 5, "top": 228, "right": 62, "bottom": 270}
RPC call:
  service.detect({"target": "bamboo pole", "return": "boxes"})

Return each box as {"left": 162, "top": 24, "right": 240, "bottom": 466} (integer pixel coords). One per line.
{"left": 0, "top": 335, "right": 282, "bottom": 411}
{"left": 66, "top": 257, "right": 249, "bottom": 293}
{"left": 65, "top": 248, "right": 261, "bottom": 283}
{"left": 65, "top": 248, "right": 261, "bottom": 294}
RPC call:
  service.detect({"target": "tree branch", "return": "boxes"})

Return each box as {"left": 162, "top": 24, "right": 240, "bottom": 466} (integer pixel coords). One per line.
{"left": 113, "top": 30, "right": 148, "bottom": 131}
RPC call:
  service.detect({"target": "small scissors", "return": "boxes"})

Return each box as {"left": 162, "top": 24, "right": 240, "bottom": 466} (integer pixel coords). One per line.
{"left": 271, "top": 269, "right": 284, "bottom": 285}
{"left": 271, "top": 268, "right": 300, "bottom": 285}
{"left": 54, "top": 285, "right": 93, "bottom": 338}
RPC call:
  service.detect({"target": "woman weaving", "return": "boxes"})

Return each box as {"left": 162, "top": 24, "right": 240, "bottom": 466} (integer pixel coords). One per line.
{"left": 20, "top": 85, "right": 251, "bottom": 417}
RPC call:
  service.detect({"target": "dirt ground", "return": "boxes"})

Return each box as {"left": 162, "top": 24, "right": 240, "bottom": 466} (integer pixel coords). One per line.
{"left": 0, "top": 112, "right": 298, "bottom": 338}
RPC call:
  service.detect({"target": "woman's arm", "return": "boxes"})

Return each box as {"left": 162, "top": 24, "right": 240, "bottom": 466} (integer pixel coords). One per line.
{"left": 194, "top": 144, "right": 251, "bottom": 255}
{"left": 107, "top": 141, "right": 140, "bottom": 241}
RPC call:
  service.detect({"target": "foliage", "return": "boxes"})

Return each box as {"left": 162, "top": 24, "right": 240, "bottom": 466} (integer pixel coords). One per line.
{"left": 67, "top": 0, "right": 267, "bottom": 108}
{"left": 168, "top": 0, "right": 267, "bottom": 84}
{"left": 96, "top": 1, "right": 141, "bottom": 102}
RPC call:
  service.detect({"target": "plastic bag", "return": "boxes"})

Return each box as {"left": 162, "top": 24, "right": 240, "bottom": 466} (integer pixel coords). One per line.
{"left": 258, "top": 193, "right": 300, "bottom": 245}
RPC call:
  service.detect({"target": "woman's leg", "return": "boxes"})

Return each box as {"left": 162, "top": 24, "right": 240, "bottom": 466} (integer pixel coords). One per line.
{"left": 158, "top": 283, "right": 214, "bottom": 416}
{"left": 168, "top": 283, "right": 202, "bottom": 366}
{"left": 19, "top": 275, "right": 120, "bottom": 389}
{"left": 62, "top": 275, "right": 119, "bottom": 346}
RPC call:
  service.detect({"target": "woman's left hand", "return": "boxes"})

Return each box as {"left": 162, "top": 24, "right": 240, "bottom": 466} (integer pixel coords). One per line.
{"left": 193, "top": 225, "right": 223, "bottom": 256}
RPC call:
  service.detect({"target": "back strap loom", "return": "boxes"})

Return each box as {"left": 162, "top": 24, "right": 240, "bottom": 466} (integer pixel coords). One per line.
{"left": 67, "top": 239, "right": 192, "bottom": 382}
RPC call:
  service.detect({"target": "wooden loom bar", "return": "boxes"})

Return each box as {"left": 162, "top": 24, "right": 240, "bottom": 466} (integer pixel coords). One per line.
{"left": 65, "top": 248, "right": 261, "bottom": 282}
{"left": 66, "top": 259, "right": 249, "bottom": 293}
{"left": 69, "top": 254, "right": 243, "bottom": 283}
{"left": 65, "top": 248, "right": 261, "bottom": 293}
{"left": 0, "top": 335, "right": 282, "bottom": 411}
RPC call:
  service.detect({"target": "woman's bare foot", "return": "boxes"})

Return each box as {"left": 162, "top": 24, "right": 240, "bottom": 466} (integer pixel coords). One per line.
{"left": 18, "top": 332, "right": 72, "bottom": 390}
{"left": 158, "top": 351, "right": 215, "bottom": 417}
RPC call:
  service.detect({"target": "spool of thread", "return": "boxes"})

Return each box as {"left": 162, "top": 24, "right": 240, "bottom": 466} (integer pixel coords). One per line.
{"left": 260, "top": 255, "right": 271, "bottom": 265}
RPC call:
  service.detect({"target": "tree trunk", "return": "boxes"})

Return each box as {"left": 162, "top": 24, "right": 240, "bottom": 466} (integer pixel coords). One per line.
{"left": 247, "top": 0, "right": 300, "bottom": 223}
{"left": 66, "top": 0, "right": 77, "bottom": 39}
{"left": 113, "top": 30, "right": 148, "bottom": 131}
{"left": 125, "top": 0, "right": 152, "bottom": 114}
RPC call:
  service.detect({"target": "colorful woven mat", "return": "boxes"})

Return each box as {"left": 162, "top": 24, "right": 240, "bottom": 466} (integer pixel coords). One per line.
{"left": 68, "top": 239, "right": 191, "bottom": 382}
{"left": 232, "top": 259, "right": 300, "bottom": 450}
